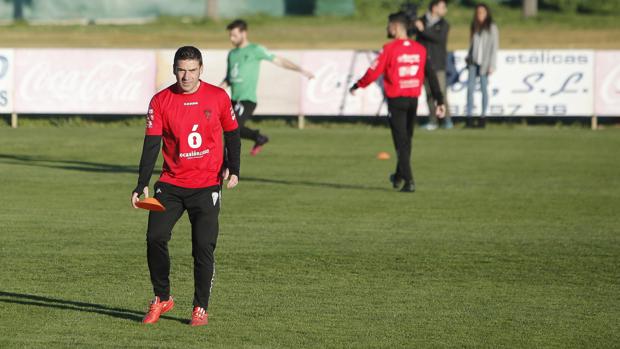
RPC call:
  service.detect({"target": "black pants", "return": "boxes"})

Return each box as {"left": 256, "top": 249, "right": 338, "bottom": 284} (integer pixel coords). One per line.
{"left": 232, "top": 100, "right": 259, "bottom": 142}
{"left": 387, "top": 97, "right": 418, "bottom": 184}
{"left": 147, "top": 181, "right": 220, "bottom": 309}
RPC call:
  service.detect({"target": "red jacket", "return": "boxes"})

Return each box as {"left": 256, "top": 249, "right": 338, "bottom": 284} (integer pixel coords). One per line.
{"left": 357, "top": 39, "right": 432, "bottom": 99}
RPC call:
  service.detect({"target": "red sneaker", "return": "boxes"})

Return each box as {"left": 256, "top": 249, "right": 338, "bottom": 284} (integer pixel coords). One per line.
{"left": 190, "top": 306, "right": 208, "bottom": 327}
{"left": 142, "top": 296, "right": 175, "bottom": 324}
{"left": 250, "top": 145, "right": 263, "bottom": 156}
{"left": 250, "top": 135, "right": 269, "bottom": 156}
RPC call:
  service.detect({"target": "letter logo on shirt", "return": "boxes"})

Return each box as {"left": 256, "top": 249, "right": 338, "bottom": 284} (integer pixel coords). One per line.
{"left": 231, "top": 62, "right": 240, "bottom": 79}
{"left": 188, "top": 124, "right": 202, "bottom": 149}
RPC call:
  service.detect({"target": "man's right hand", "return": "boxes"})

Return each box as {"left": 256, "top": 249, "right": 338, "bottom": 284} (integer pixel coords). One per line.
{"left": 131, "top": 187, "right": 149, "bottom": 209}
{"left": 415, "top": 20, "right": 425, "bottom": 32}
{"left": 303, "top": 70, "right": 315, "bottom": 80}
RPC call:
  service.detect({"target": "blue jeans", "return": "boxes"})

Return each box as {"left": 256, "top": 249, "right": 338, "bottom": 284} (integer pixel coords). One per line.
{"left": 466, "top": 64, "right": 489, "bottom": 117}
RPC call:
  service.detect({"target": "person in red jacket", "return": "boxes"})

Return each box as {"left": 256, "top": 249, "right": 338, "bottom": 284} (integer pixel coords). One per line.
{"left": 350, "top": 11, "right": 446, "bottom": 192}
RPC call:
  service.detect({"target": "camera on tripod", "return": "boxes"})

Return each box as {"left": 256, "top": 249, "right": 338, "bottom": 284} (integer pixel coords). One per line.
{"left": 399, "top": 0, "right": 419, "bottom": 37}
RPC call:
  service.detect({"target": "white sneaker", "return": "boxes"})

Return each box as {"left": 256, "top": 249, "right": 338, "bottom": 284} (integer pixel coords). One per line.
{"left": 423, "top": 123, "right": 438, "bottom": 131}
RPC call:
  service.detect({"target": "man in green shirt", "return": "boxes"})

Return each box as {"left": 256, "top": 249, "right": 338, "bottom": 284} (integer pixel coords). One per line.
{"left": 220, "top": 19, "right": 314, "bottom": 156}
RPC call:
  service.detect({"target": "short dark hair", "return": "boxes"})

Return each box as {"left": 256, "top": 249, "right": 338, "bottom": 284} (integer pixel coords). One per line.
{"left": 227, "top": 19, "right": 247, "bottom": 32}
{"left": 388, "top": 11, "right": 409, "bottom": 27}
{"left": 173, "top": 46, "right": 202, "bottom": 67}
{"left": 429, "top": 0, "right": 447, "bottom": 11}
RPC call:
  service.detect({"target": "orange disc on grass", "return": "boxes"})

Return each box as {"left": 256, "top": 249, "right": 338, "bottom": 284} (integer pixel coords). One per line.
{"left": 135, "top": 197, "right": 166, "bottom": 211}
{"left": 377, "top": 151, "right": 391, "bottom": 160}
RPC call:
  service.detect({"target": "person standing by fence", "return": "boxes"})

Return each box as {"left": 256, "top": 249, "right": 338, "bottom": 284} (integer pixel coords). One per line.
{"left": 465, "top": 3, "right": 499, "bottom": 128}
{"left": 416, "top": 0, "right": 453, "bottom": 130}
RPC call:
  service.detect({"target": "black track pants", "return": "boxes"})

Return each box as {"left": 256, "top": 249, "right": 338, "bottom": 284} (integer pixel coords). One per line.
{"left": 387, "top": 97, "right": 419, "bottom": 184}
{"left": 146, "top": 181, "right": 221, "bottom": 309}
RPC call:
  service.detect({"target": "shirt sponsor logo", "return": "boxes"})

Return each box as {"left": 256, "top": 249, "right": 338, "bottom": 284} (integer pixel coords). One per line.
{"left": 184, "top": 102, "right": 198, "bottom": 106}
{"left": 230, "top": 62, "right": 242, "bottom": 82}
{"left": 397, "top": 54, "right": 420, "bottom": 64}
{"left": 400, "top": 79, "right": 421, "bottom": 89}
{"left": 179, "top": 148, "right": 209, "bottom": 159}
{"left": 398, "top": 65, "right": 420, "bottom": 77}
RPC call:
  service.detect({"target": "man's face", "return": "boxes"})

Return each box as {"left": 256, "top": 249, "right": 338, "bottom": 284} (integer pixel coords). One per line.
{"left": 228, "top": 28, "right": 246, "bottom": 47}
{"left": 174, "top": 59, "right": 202, "bottom": 93}
{"left": 435, "top": 2, "right": 447, "bottom": 17}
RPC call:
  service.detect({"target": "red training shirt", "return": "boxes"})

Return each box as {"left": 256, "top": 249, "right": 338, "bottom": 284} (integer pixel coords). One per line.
{"left": 357, "top": 38, "right": 428, "bottom": 98}
{"left": 145, "top": 80, "right": 238, "bottom": 188}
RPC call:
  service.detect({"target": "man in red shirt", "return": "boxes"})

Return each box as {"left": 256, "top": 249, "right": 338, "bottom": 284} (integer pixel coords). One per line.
{"left": 350, "top": 12, "right": 446, "bottom": 192}
{"left": 131, "top": 46, "right": 240, "bottom": 326}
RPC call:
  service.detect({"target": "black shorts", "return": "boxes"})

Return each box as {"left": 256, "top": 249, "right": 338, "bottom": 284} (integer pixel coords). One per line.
{"left": 147, "top": 181, "right": 221, "bottom": 243}
{"left": 232, "top": 100, "right": 257, "bottom": 127}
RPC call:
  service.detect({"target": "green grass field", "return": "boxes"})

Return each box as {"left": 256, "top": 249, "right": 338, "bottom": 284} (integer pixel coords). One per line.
{"left": 0, "top": 123, "right": 619, "bottom": 348}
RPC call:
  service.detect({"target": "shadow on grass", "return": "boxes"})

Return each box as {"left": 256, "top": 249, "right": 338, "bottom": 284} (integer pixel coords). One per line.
{"left": 0, "top": 153, "right": 389, "bottom": 191}
{"left": 0, "top": 153, "right": 158, "bottom": 175}
{"left": 243, "top": 176, "right": 390, "bottom": 192}
{"left": 0, "top": 291, "right": 187, "bottom": 324}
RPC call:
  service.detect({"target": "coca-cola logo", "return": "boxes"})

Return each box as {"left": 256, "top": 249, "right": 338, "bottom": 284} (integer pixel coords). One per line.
{"left": 0, "top": 56, "right": 9, "bottom": 80}
{"left": 305, "top": 62, "right": 347, "bottom": 104}
{"left": 600, "top": 63, "right": 620, "bottom": 105}
{"left": 19, "top": 59, "right": 149, "bottom": 104}
{"left": 303, "top": 53, "right": 386, "bottom": 115}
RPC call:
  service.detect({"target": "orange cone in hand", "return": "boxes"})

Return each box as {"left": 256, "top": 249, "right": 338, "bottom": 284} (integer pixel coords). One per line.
{"left": 135, "top": 197, "right": 166, "bottom": 211}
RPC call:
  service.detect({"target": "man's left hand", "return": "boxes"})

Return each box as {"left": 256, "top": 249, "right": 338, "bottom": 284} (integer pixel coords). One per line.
{"left": 226, "top": 174, "right": 239, "bottom": 189}
{"left": 222, "top": 168, "right": 238, "bottom": 188}
{"left": 436, "top": 105, "right": 447, "bottom": 119}
{"left": 349, "top": 84, "right": 358, "bottom": 96}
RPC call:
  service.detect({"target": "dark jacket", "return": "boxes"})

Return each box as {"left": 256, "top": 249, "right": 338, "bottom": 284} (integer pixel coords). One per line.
{"left": 416, "top": 15, "right": 449, "bottom": 71}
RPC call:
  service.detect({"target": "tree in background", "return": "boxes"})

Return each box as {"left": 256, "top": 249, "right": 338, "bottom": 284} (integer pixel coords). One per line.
{"left": 3, "top": 0, "right": 32, "bottom": 20}
{"left": 541, "top": 0, "right": 620, "bottom": 14}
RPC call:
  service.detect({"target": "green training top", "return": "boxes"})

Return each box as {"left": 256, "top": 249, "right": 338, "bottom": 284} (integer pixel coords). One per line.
{"left": 226, "top": 43, "right": 275, "bottom": 103}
